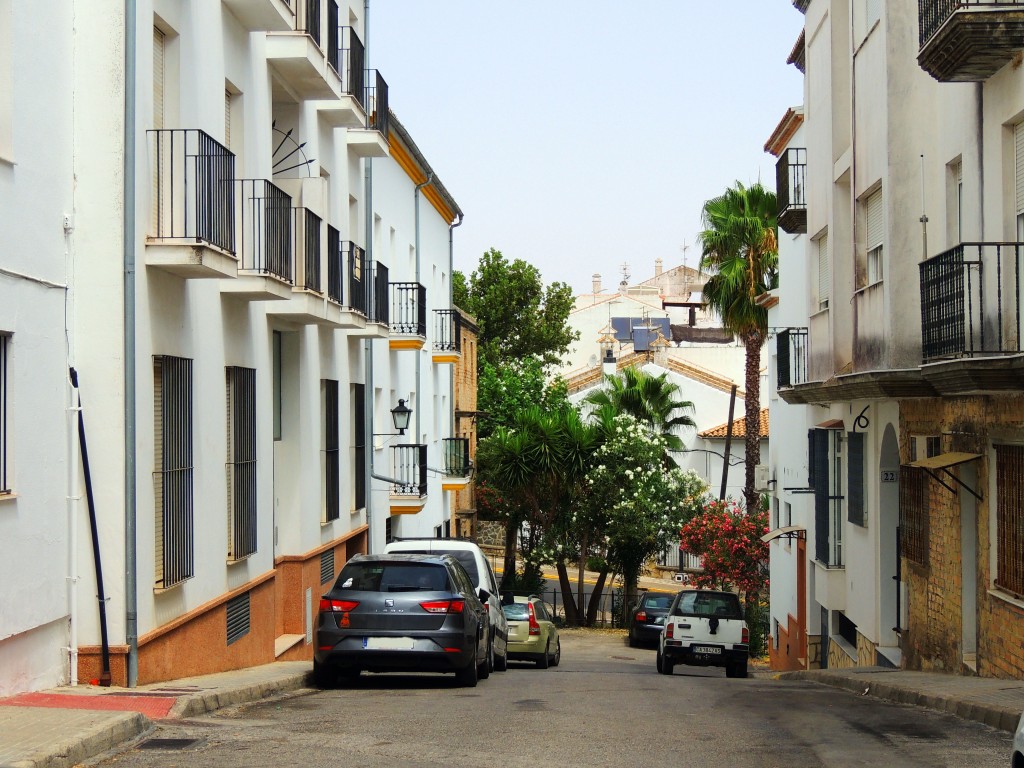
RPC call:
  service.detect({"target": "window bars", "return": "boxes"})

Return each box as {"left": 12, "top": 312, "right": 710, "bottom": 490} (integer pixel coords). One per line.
{"left": 390, "top": 282, "right": 427, "bottom": 336}
{"left": 324, "top": 379, "right": 340, "bottom": 522}
{"left": 226, "top": 366, "right": 257, "bottom": 561}
{"left": 154, "top": 355, "right": 194, "bottom": 589}
{"left": 236, "top": 179, "right": 293, "bottom": 282}
{"left": 996, "top": 444, "right": 1024, "bottom": 598}
{"left": 391, "top": 444, "right": 427, "bottom": 496}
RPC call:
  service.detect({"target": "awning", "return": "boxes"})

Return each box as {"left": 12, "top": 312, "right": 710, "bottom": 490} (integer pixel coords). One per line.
{"left": 761, "top": 525, "right": 807, "bottom": 544}
{"left": 816, "top": 419, "right": 845, "bottom": 429}
{"left": 905, "top": 452, "right": 982, "bottom": 500}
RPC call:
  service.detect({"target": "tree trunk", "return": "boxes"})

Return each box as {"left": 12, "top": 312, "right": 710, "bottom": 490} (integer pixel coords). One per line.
{"left": 577, "top": 531, "right": 588, "bottom": 625}
{"left": 555, "top": 559, "right": 580, "bottom": 626}
{"left": 500, "top": 518, "right": 518, "bottom": 591}
{"left": 742, "top": 330, "right": 764, "bottom": 514}
{"left": 585, "top": 569, "right": 609, "bottom": 626}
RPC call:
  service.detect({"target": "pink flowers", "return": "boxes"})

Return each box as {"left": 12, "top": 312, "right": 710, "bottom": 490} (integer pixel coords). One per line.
{"left": 678, "top": 499, "right": 769, "bottom": 599}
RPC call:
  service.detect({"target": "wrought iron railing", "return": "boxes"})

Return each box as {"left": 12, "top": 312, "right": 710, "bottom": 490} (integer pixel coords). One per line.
{"left": 339, "top": 26, "right": 365, "bottom": 107}
{"left": 344, "top": 242, "right": 367, "bottom": 314}
{"left": 919, "top": 242, "right": 1023, "bottom": 362}
{"left": 918, "top": 1, "right": 1024, "bottom": 46}
{"left": 327, "top": 225, "right": 342, "bottom": 303}
{"left": 776, "top": 328, "right": 809, "bottom": 387}
{"left": 366, "top": 69, "right": 390, "bottom": 135}
{"left": 370, "top": 261, "right": 389, "bottom": 325}
{"left": 236, "top": 179, "right": 293, "bottom": 282}
{"left": 776, "top": 148, "right": 807, "bottom": 233}
{"left": 443, "top": 437, "right": 471, "bottom": 477}
{"left": 433, "top": 309, "right": 462, "bottom": 353}
{"left": 390, "top": 282, "right": 427, "bottom": 336}
{"left": 391, "top": 444, "right": 428, "bottom": 496}
{"left": 296, "top": 0, "right": 321, "bottom": 45}
{"left": 149, "top": 129, "right": 236, "bottom": 253}
{"left": 326, "top": 0, "right": 340, "bottom": 74}
{"left": 294, "top": 208, "right": 322, "bottom": 293}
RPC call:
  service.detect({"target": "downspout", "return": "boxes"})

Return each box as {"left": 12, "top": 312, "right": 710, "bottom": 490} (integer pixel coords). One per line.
{"left": 123, "top": 0, "right": 139, "bottom": 687}
{"left": 414, "top": 173, "right": 432, "bottom": 443}
{"left": 363, "top": 0, "right": 375, "bottom": 550}
{"left": 448, "top": 214, "right": 463, "bottom": 440}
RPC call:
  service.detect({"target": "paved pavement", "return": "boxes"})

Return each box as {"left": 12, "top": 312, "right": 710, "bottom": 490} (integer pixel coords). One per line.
{"left": 2, "top": 649, "right": 1023, "bottom": 767}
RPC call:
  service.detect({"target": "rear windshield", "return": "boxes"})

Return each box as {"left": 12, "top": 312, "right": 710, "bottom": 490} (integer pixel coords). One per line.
{"left": 334, "top": 563, "right": 450, "bottom": 593}
{"left": 399, "top": 549, "right": 480, "bottom": 586}
{"left": 502, "top": 603, "right": 530, "bottom": 621}
{"left": 672, "top": 592, "right": 743, "bottom": 620}
{"left": 641, "top": 594, "right": 673, "bottom": 610}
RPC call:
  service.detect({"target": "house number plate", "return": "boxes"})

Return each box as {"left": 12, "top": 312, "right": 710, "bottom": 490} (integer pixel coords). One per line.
{"left": 880, "top": 470, "right": 898, "bottom": 483}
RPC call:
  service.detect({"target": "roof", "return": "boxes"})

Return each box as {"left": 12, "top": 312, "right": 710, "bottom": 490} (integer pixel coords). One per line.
{"left": 698, "top": 408, "right": 770, "bottom": 439}
{"left": 387, "top": 110, "right": 464, "bottom": 223}
{"left": 763, "top": 107, "right": 804, "bottom": 157}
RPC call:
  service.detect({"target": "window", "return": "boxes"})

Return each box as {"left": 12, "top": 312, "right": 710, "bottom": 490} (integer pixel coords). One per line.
{"left": 899, "top": 465, "right": 929, "bottom": 566}
{"left": 154, "top": 355, "right": 194, "bottom": 588}
{"left": 995, "top": 445, "right": 1024, "bottom": 598}
{"left": 352, "top": 383, "right": 365, "bottom": 510}
{"left": 272, "top": 331, "right": 282, "bottom": 441}
{"left": 865, "top": 189, "right": 883, "bottom": 284}
{"left": 810, "top": 427, "right": 844, "bottom": 566}
{"left": 948, "top": 159, "right": 963, "bottom": 246}
{"left": 0, "top": 0, "right": 12, "bottom": 161}
{"left": 0, "top": 333, "right": 8, "bottom": 494}
{"left": 226, "top": 366, "right": 257, "bottom": 561}
{"left": 847, "top": 431, "right": 866, "bottom": 527}
{"left": 323, "top": 379, "right": 340, "bottom": 522}
{"left": 784, "top": 501, "right": 792, "bottom": 527}
{"left": 816, "top": 232, "right": 830, "bottom": 310}
{"left": 153, "top": 27, "right": 165, "bottom": 129}
{"left": 1015, "top": 122, "right": 1024, "bottom": 240}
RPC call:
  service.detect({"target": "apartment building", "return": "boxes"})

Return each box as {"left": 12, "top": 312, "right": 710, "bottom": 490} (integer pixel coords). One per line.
{"left": 770, "top": 0, "right": 1024, "bottom": 679}
{"left": 0, "top": 0, "right": 466, "bottom": 694}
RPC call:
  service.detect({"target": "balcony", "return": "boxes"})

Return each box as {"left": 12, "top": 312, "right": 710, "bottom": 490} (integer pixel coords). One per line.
{"left": 317, "top": 26, "right": 367, "bottom": 128}
{"left": 389, "top": 282, "right": 426, "bottom": 350}
{"left": 776, "top": 148, "right": 807, "bottom": 234}
{"left": 389, "top": 444, "right": 428, "bottom": 514}
{"left": 918, "top": 1, "right": 1024, "bottom": 82}
{"left": 146, "top": 129, "right": 238, "bottom": 279}
{"left": 321, "top": 231, "right": 368, "bottom": 328}
{"left": 221, "top": 179, "right": 294, "bottom": 300}
{"left": 346, "top": 260, "right": 389, "bottom": 338}
{"left": 919, "top": 242, "right": 1024, "bottom": 393}
{"left": 348, "top": 70, "right": 390, "bottom": 158}
{"left": 432, "top": 309, "right": 462, "bottom": 364}
{"left": 441, "top": 438, "right": 472, "bottom": 492}
{"left": 776, "top": 328, "right": 809, "bottom": 389}
{"left": 264, "top": 208, "right": 333, "bottom": 326}
{"left": 266, "top": 0, "right": 342, "bottom": 100}
{"left": 221, "top": 0, "right": 294, "bottom": 32}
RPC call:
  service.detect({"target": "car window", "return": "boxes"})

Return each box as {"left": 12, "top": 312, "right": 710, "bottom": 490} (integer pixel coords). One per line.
{"left": 644, "top": 594, "right": 672, "bottom": 610}
{"left": 430, "top": 549, "right": 481, "bottom": 586}
{"left": 672, "top": 592, "right": 743, "bottom": 619}
{"left": 502, "top": 603, "right": 530, "bottom": 621}
{"left": 449, "top": 560, "right": 474, "bottom": 595}
{"left": 533, "top": 600, "right": 549, "bottom": 622}
{"left": 483, "top": 557, "right": 499, "bottom": 593}
{"left": 334, "top": 563, "right": 449, "bottom": 592}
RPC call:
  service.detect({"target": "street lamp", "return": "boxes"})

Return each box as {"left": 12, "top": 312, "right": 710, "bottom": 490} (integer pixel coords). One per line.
{"left": 374, "top": 399, "right": 412, "bottom": 436}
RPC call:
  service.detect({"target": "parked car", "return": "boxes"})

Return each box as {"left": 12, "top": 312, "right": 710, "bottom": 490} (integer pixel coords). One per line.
{"left": 628, "top": 591, "right": 674, "bottom": 647}
{"left": 313, "top": 553, "right": 490, "bottom": 687}
{"left": 383, "top": 538, "right": 508, "bottom": 672}
{"left": 656, "top": 589, "right": 749, "bottom": 678}
{"left": 502, "top": 595, "right": 560, "bottom": 668}
{"left": 1013, "top": 709, "right": 1024, "bottom": 767}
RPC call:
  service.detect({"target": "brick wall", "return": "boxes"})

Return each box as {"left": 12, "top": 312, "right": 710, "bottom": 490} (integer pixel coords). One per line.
{"left": 452, "top": 310, "right": 479, "bottom": 519}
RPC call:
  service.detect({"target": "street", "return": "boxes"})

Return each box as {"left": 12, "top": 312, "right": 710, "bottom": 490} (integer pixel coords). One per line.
{"left": 90, "top": 632, "right": 1010, "bottom": 768}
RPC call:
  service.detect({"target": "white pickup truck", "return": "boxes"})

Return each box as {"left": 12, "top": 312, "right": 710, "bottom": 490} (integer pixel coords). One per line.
{"left": 656, "top": 589, "right": 750, "bottom": 678}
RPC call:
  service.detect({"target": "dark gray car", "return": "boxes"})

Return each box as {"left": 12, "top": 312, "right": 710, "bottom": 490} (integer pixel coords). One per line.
{"left": 313, "top": 553, "right": 490, "bottom": 687}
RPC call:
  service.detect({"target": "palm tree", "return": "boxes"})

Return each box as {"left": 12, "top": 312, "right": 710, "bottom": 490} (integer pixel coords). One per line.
{"left": 583, "top": 366, "right": 696, "bottom": 453}
{"left": 698, "top": 181, "right": 778, "bottom": 513}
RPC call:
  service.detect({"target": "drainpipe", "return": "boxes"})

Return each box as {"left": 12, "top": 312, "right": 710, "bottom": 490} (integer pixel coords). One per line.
{"left": 124, "top": 0, "right": 139, "bottom": 687}
{"left": 67, "top": 371, "right": 80, "bottom": 685}
{"left": 363, "top": 0, "right": 375, "bottom": 551}
{"left": 448, "top": 214, "right": 463, "bottom": 535}
{"left": 414, "top": 173, "right": 432, "bottom": 442}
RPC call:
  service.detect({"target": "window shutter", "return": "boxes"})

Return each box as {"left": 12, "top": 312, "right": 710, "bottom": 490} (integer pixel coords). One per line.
{"left": 847, "top": 432, "right": 865, "bottom": 526}
{"left": 1016, "top": 122, "right": 1024, "bottom": 216}
{"left": 817, "top": 233, "right": 830, "bottom": 308}
{"left": 866, "top": 189, "right": 883, "bottom": 250}
{"left": 777, "top": 330, "right": 791, "bottom": 388}
{"left": 813, "top": 429, "right": 830, "bottom": 563}
{"left": 224, "top": 88, "right": 231, "bottom": 149}
{"left": 153, "top": 28, "right": 165, "bottom": 130}
{"left": 807, "top": 428, "right": 816, "bottom": 488}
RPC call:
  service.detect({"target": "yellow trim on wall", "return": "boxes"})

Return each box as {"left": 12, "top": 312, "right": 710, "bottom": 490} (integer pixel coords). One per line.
{"left": 390, "top": 338, "right": 425, "bottom": 351}
{"left": 388, "top": 138, "right": 457, "bottom": 223}
{"left": 390, "top": 504, "right": 425, "bottom": 515}
{"left": 432, "top": 353, "right": 460, "bottom": 365}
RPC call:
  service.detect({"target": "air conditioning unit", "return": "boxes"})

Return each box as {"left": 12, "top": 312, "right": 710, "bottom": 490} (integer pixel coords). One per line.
{"left": 754, "top": 464, "right": 772, "bottom": 492}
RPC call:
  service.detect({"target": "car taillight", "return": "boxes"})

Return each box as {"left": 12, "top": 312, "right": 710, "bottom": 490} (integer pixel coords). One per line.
{"left": 319, "top": 599, "right": 359, "bottom": 613}
{"left": 665, "top": 622, "right": 674, "bottom": 639}
{"left": 635, "top": 610, "right": 647, "bottom": 622}
{"left": 742, "top": 627, "right": 749, "bottom": 644}
{"left": 419, "top": 599, "right": 466, "bottom": 614}
{"left": 528, "top": 602, "right": 541, "bottom": 635}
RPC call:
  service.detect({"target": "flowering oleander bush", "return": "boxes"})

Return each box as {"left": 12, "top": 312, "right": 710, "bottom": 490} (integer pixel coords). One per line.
{"left": 678, "top": 498, "right": 769, "bottom": 600}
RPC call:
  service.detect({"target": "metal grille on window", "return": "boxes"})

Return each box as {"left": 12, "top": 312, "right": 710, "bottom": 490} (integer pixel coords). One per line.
{"left": 0, "top": 334, "right": 7, "bottom": 494}
{"left": 813, "top": 429, "right": 830, "bottom": 564}
{"left": 154, "top": 355, "right": 194, "bottom": 589}
{"left": 352, "top": 383, "right": 366, "bottom": 510}
{"left": 996, "top": 445, "right": 1024, "bottom": 598}
{"left": 899, "top": 465, "right": 928, "bottom": 566}
{"left": 320, "top": 549, "right": 335, "bottom": 584}
{"left": 226, "top": 591, "right": 250, "bottom": 645}
{"left": 323, "top": 379, "right": 340, "bottom": 522}
{"left": 847, "top": 432, "right": 865, "bottom": 527}
{"left": 226, "top": 366, "right": 257, "bottom": 561}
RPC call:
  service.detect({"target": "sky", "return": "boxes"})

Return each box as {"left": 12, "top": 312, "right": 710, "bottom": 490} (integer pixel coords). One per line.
{"left": 371, "top": 2, "right": 805, "bottom": 295}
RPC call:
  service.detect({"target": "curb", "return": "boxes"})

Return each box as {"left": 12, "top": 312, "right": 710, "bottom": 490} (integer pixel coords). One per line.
{"left": 169, "top": 670, "right": 314, "bottom": 719}
{"left": 777, "top": 670, "right": 1021, "bottom": 733}
{"left": 13, "top": 711, "right": 151, "bottom": 768}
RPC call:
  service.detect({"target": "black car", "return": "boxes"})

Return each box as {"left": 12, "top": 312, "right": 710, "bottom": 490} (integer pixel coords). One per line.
{"left": 313, "top": 553, "right": 491, "bottom": 687}
{"left": 628, "top": 591, "right": 674, "bottom": 647}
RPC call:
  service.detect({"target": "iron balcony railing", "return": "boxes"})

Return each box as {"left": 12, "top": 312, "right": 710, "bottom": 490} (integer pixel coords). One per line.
{"left": 919, "top": 242, "right": 1023, "bottom": 362}
{"left": 366, "top": 69, "right": 390, "bottom": 135}
{"left": 294, "top": 208, "right": 322, "bottom": 293}
{"left": 776, "top": 148, "right": 807, "bottom": 234}
{"left": 236, "top": 179, "right": 293, "bottom": 282}
{"left": 433, "top": 309, "right": 462, "bottom": 353}
{"left": 326, "top": 0, "right": 340, "bottom": 74}
{"left": 338, "top": 26, "right": 365, "bottom": 107}
{"left": 344, "top": 242, "right": 367, "bottom": 314}
{"left": 776, "top": 328, "right": 809, "bottom": 387}
{"left": 443, "top": 437, "right": 471, "bottom": 477}
{"left": 918, "top": 1, "right": 1024, "bottom": 47}
{"left": 390, "top": 282, "right": 427, "bottom": 336}
{"left": 368, "top": 261, "right": 389, "bottom": 325}
{"left": 391, "top": 444, "right": 428, "bottom": 496}
{"left": 296, "top": 0, "right": 321, "bottom": 46}
{"left": 327, "top": 225, "right": 342, "bottom": 304}
{"left": 327, "top": 234, "right": 368, "bottom": 310}
{"left": 149, "top": 129, "right": 236, "bottom": 253}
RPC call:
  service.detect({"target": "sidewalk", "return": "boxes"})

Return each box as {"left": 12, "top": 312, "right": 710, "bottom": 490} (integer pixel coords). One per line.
{"left": 3, "top": 660, "right": 1023, "bottom": 767}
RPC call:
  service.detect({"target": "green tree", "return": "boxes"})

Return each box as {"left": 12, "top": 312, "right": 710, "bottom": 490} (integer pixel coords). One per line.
{"left": 583, "top": 366, "right": 696, "bottom": 453}
{"left": 460, "top": 248, "right": 578, "bottom": 369}
{"left": 452, "top": 269, "right": 469, "bottom": 310}
{"left": 477, "top": 356, "right": 569, "bottom": 439}
{"left": 698, "top": 181, "right": 778, "bottom": 512}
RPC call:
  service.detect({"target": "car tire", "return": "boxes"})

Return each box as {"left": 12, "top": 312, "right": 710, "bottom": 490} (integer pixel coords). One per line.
{"left": 733, "top": 660, "right": 748, "bottom": 679}
{"left": 656, "top": 649, "right": 663, "bottom": 674}
{"left": 494, "top": 646, "right": 508, "bottom": 672}
{"left": 628, "top": 633, "right": 638, "bottom": 648}
{"left": 478, "top": 639, "right": 492, "bottom": 680}
{"left": 312, "top": 660, "right": 334, "bottom": 689}
{"left": 551, "top": 638, "right": 561, "bottom": 667}
{"left": 457, "top": 644, "right": 479, "bottom": 687}
{"left": 657, "top": 649, "right": 673, "bottom": 675}
{"left": 536, "top": 641, "right": 550, "bottom": 669}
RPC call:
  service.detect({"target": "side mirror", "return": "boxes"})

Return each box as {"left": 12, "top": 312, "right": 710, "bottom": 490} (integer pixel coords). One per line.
{"left": 478, "top": 588, "right": 491, "bottom": 603}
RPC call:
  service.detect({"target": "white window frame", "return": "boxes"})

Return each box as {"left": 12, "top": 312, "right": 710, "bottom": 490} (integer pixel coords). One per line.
{"left": 0, "top": 333, "right": 9, "bottom": 494}
{"left": 816, "top": 231, "right": 830, "bottom": 311}
{"left": 865, "top": 189, "right": 884, "bottom": 286}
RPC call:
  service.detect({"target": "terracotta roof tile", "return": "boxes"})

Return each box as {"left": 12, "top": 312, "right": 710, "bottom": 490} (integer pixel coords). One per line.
{"left": 699, "top": 408, "right": 770, "bottom": 439}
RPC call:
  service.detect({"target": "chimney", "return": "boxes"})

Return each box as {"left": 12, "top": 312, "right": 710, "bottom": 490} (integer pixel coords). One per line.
{"left": 655, "top": 258, "right": 663, "bottom": 277}
{"left": 592, "top": 273, "right": 602, "bottom": 294}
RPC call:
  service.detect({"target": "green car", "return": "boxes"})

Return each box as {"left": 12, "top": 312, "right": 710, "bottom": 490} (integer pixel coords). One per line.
{"left": 502, "top": 596, "right": 560, "bottom": 668}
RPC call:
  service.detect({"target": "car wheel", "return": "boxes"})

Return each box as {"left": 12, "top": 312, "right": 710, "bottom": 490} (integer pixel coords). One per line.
{"left": 536, "top": 640, "right": 550, "bottom": 669}
{"left": 478, "top": 639, "right": 492, "bottom": 680}
{"left": 628, "top": 633, "right": 638, "bottom": 648}
{"left": 551, "top": 638, "right": 561, "bottom": 667}
{"left": 456, "top": 643, "right": 479, "bottom": 687}
{"left": 733, "top": 660, "right": 748, "bottom": 679}
{"left": 336, "top": 668, "right": 361, "bottom": 686}
{"left": 312, "top": 660, "right": 334, "bottom": 689}
{"left": 657, "top": 649, "right": 673, "bottom": 675}
{"left": 494, "top": 645, "right": 508, "bottom": 672}
{"left": 656, "top": 648, "right": 663, "bottom": 674}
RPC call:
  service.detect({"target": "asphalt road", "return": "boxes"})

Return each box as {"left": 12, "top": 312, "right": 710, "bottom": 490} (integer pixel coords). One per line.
{"left": 90, "top": 632, "right": 1011, "bottom": 768}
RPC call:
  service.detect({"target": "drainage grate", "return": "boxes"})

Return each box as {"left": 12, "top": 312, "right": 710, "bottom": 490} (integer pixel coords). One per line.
{"left": 226, "top": 591, "right": 250, "bottom": 645}
{"left": 138, "top": 738, "right": 199, "bottom": 750}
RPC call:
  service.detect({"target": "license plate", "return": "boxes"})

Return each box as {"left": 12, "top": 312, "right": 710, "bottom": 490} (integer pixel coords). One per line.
{"left": 363, "top": 636, "right": 415, "bottom": 650}
{"left": 692, "top": 645, "right": 722, "bottom": 654}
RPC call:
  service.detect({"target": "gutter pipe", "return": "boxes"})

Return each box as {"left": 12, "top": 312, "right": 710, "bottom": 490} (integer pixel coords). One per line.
{"left": 414, "top": 173, "right": 432, "bottom": 442}
{"left": 363, "top": 0, "right": 376, "bottom": 550}
{"left": 448, "top": 214, "right": 463, "bottom": 440}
